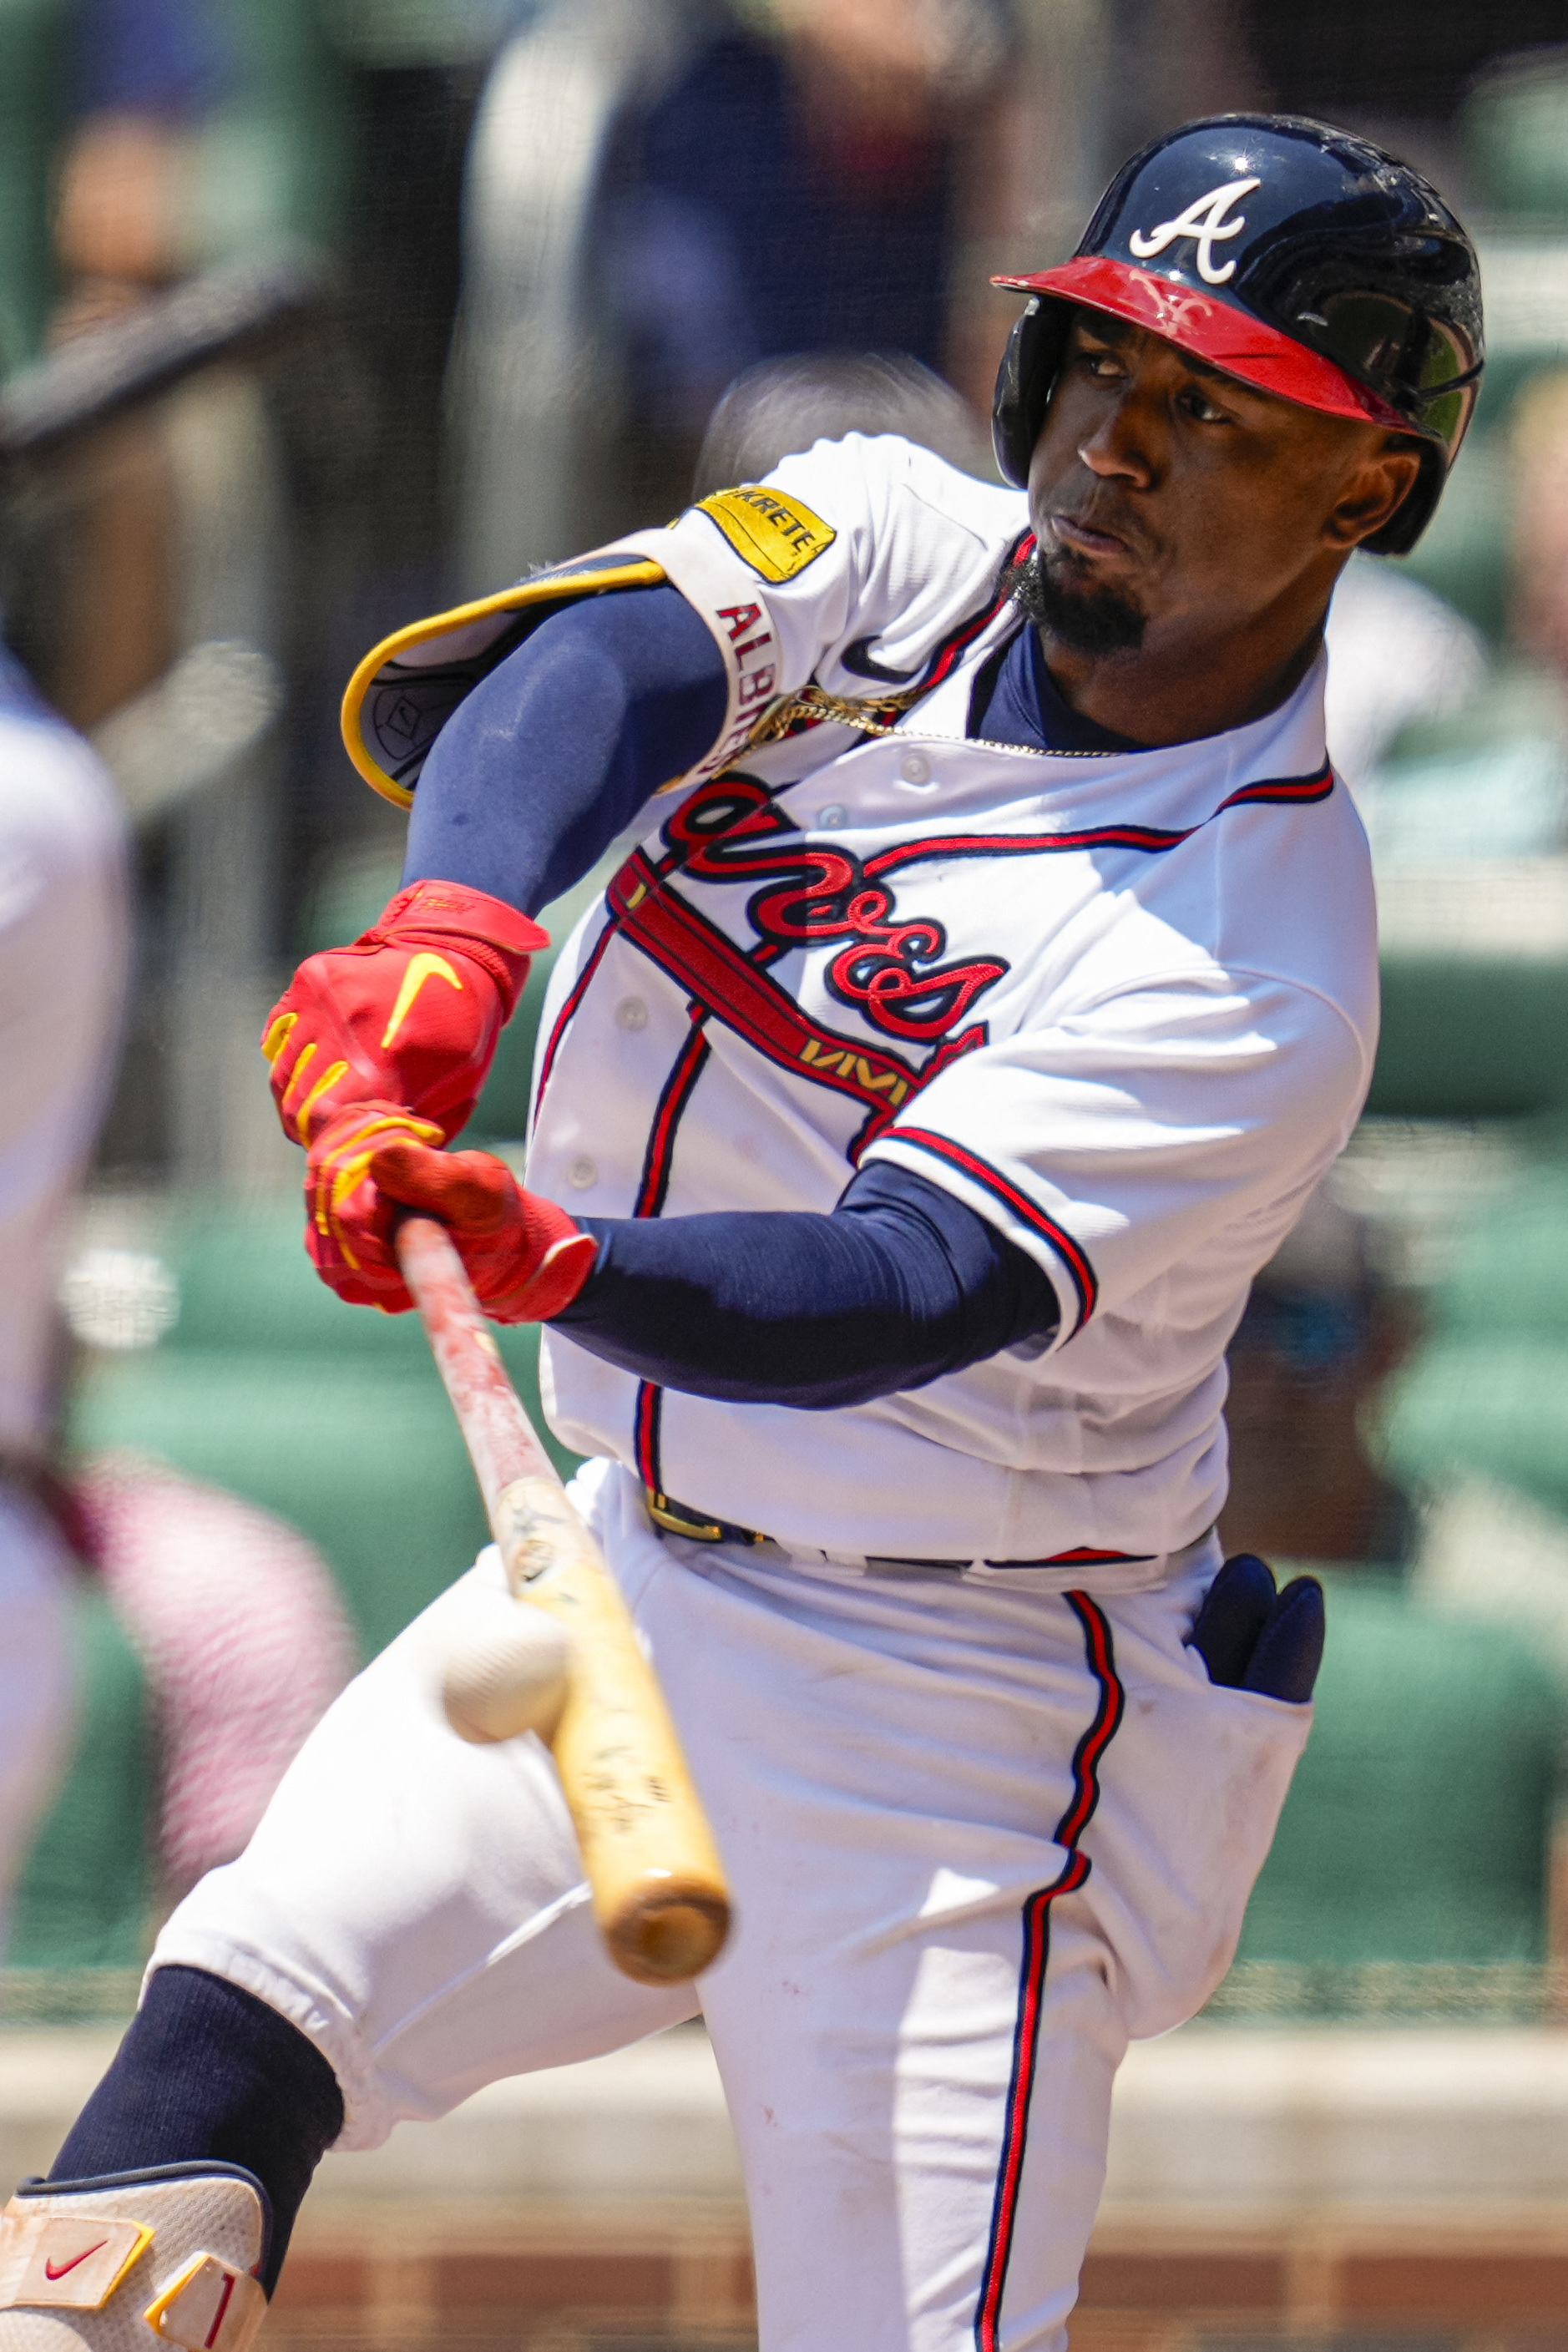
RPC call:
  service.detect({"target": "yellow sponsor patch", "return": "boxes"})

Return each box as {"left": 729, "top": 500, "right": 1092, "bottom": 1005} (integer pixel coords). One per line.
{"left": 695, "top": 487, "right": 836, "bottom": 582}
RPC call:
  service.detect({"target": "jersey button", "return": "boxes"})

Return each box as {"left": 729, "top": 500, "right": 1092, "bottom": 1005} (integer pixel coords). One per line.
{"left": 566, "top": 1156, "right": 598, "bottom": 1191}
{"left": 898, "top": 751, "right": 933, "bottom": 787}
{"left": 615, "top": 997, "right": 648, "bottom": 1031}
{"left": 817, "top": 803, "right": 848, "bottom": 829}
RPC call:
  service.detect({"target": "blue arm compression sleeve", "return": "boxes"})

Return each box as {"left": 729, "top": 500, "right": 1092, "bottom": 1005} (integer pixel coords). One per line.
{"left": 402, "top": 584, "right": 729, "bottom": 915}
{"left": 554, "top": 1162, "right": 1059, "bottom": 1409}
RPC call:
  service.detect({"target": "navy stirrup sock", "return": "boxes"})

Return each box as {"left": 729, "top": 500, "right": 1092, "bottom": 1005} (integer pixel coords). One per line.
{"left": 49, "top": 1965, "right": 344, "bottom": 2294}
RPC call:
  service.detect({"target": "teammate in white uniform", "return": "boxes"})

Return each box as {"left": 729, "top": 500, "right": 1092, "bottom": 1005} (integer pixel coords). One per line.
{"left": 0, "top": 650, "right": 128, "bottom": 1932}
{"left": 0, "top": 115, "right": 1483, "bottom": 2352}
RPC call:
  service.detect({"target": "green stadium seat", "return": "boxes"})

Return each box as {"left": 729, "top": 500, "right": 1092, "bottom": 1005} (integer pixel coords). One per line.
{"left": 1370, "top": 961, "right": 1568, "bottom": 1120}
{"left": 1237, "top": 1572, "right": 1561, "bottom": 1968}
{"left": 1357, "top": 670, "right": 1568, "bottom": 1119}
{"left": 1382, "top": 1166, "right": 1568, "bottom": 1524}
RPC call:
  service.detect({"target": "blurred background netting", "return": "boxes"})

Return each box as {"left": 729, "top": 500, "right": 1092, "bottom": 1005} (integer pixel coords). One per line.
{"left": 0, "top": 0, "right": 1566, "bottom": 2166}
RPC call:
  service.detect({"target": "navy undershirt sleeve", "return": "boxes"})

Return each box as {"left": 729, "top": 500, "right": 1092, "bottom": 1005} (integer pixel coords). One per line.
{"left": 402, "top": 584, "right": 728, "bottom": 915}
{"left": 554, "top": 1162, "right": 1059, "bottom": 1409}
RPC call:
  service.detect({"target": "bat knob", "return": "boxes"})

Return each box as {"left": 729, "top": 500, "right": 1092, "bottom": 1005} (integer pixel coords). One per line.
{"left": 606, "top": 1882, "right": 732, "bottom": 1985}
{"left": 438, "top": 1588, "right": 573, "bottom": 1745}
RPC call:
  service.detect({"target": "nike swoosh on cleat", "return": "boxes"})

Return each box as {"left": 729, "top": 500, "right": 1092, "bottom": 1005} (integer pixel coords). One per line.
{"left": 44, "top": 2242, "right": 109, "bottom": 2279}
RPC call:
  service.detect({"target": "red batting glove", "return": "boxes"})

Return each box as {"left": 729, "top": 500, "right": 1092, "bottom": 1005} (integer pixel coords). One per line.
{"left": 369, "top": 1136, "right": 599, "bottom": 1322}
{"left": 305, "top": 1100, "right": 447, "bottom": 1309}
{"left": 261, "top": 881, "right": 549, "bottom": 1149}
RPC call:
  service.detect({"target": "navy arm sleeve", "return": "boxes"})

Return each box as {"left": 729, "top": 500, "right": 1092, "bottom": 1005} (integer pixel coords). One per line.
{"left": 552, "top": 1163, "right": 1060, "bottom": 1409}
{"left": 402, "top": 584, "right": 728, "bottom": 916}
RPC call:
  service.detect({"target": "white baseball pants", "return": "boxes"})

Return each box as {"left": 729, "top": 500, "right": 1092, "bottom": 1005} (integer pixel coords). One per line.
{"left": 0, "top": 1494, "right": 76, "bottom": 1950}
{"left": 154, "top": 1462, "right": 1312, "bottom": 2352}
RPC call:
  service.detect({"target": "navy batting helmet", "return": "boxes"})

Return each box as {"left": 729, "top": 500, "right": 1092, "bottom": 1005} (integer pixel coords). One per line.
{"left": 992, "top": 114, "right": 1484, "bottom": 556}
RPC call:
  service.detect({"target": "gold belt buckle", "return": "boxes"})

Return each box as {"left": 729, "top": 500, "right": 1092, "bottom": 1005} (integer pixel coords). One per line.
{"left": 645, "top": 1489, "right": 768, "bottom": 1545}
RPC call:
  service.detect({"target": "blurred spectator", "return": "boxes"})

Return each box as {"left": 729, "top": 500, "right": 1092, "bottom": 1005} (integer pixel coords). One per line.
{"left": 0, "top": 0, "right": 230, "bottom": 732}
{"left": 0, "top": 0, "right": 222, "bottom": 378}
{"left": 453, "top": 0, "right": 1030, "bottom": 589}
{"left": 0, "top": 643, "right": 129, "bottom": 1946}
{"left": 52, "top": 0, "right": 228, "bottom": 334}
{"left": 599, "top": 0, "right": 1010, "bottom": 456}
{"left": 1222, "top": 1181, "right": 1415, "bottom": 1568}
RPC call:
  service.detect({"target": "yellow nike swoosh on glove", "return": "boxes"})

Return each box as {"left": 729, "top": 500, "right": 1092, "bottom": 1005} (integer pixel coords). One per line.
{"left": 381, "top": 953, "right": 463, "bottom": 1050}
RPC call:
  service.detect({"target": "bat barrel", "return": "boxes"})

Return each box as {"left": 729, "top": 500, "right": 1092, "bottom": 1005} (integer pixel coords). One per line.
{"left": 396, "top": 1216, "right": 731, "bottom": 1986}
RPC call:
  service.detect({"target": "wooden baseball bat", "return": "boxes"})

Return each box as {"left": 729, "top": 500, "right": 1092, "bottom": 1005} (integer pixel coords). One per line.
{"left": 395, "top": 1212, "right": 731, "bottom": 1987}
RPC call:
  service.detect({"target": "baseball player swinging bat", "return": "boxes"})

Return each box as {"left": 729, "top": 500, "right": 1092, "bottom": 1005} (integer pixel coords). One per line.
{"left": 0, "top": 112, "right": 1483, "bottom": 2352}
{"left": 394, "top": 1211, "right": 730, "bottom": 1986}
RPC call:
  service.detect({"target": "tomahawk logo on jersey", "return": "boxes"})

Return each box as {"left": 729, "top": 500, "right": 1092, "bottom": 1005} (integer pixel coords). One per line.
{"left": 475, "top": 432, "right": 1381, "bottom": 1575}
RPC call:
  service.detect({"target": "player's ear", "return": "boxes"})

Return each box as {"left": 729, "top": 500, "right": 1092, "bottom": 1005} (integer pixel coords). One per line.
{"left": 1322, "top": 434, "right": 1423, "bottom": 552}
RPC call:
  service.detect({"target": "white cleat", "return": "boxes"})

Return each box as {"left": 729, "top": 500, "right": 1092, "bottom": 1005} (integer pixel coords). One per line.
{"left": 0, "top": 2171, "right": 267, "bottom": 2352}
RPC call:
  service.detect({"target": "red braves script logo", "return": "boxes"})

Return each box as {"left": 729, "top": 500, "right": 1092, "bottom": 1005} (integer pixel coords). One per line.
{"left": 44, "top": 2243, "right": 108, "bottom": 2280}
{"left": 664, "top": 778, "right": 1008, "bottom": 1043}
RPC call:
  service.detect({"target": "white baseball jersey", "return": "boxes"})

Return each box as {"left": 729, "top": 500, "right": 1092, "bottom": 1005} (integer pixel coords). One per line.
{"left": 0, "top": 670, "right": 129, "bottom": 1453}
{"left": 525, "top": 435, "right": 1378, "bottom": 1579}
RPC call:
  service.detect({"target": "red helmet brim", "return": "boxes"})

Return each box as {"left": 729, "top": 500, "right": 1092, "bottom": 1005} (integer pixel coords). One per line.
{"left": 992, "top": 254, "right": 1410, "bottom": 434}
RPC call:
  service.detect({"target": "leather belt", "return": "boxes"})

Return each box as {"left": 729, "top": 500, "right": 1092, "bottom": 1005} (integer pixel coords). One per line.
{"left": 645, "top": 1488, "right": 770, "bottom": 1547}
{"left": 642, "top": 1487, "right": 1103, "bottom": 1575}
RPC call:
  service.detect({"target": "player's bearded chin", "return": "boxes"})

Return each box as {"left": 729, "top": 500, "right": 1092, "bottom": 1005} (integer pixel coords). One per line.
{"left": 1012, "top": 544, "right": 1147, "bottom": 655}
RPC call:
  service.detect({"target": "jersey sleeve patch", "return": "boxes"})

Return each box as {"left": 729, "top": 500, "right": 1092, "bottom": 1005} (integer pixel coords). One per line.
{"left": 695, "top": 488, "right": 837, "bottom": 582}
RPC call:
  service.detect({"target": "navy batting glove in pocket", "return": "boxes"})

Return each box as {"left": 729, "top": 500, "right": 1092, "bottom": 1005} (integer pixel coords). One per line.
{"left": 1189, "top": 1553, "right": 1324, "bottom": 1703}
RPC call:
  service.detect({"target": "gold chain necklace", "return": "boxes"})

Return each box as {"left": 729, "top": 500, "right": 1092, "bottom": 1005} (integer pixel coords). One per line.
{"left": 745, "top": 680, "right": 1115, "bottom": 760}
{"left": 745, "top": 681, "right": 920, "bottom": 746}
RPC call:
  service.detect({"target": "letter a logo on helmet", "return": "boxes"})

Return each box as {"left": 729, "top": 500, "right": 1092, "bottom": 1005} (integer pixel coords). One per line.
{"left": 990, "top": 114, "right": 1485, "bottom": 558}
{"left": 1127, "top": 176, "right": 1260, "bottom": 284}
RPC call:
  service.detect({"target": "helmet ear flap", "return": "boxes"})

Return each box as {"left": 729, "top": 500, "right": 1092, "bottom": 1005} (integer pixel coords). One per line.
{"left": 991, "top": 296, "right": 1073, "bottom": 488}
{"left": 1358, "top": 438, "right": 1444, "bottom": 558}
